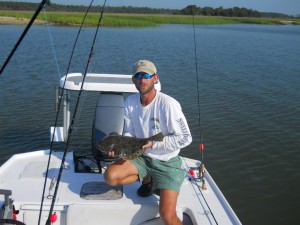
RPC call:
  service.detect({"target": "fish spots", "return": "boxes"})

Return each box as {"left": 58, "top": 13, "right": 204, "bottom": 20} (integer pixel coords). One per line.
{"left": 97, "top": 133, "right": 164, "bottom": 160}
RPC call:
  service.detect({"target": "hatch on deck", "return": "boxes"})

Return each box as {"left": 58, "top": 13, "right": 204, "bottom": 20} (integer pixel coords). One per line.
{"left": 80, "top": 182, "right": 123, "bottom": 200}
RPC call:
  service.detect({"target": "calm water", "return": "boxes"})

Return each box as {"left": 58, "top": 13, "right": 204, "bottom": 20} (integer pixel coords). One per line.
{"left": 0, "top": 24, "right": 300, "bottom": 225}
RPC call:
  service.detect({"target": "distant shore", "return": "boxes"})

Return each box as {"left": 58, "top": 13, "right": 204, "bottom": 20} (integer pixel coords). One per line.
{"left": 1, "top": 11, "right": 300, "bottom": 26}
{"left": 0, "top": 16, "right": 44, "bottom": 25}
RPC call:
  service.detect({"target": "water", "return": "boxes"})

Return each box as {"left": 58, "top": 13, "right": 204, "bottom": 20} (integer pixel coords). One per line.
{"left": 0, "top": 24, "right": 300, "bottom": 225}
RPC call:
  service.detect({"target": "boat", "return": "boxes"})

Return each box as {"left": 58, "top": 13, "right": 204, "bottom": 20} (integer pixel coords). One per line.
{"left": 0, "top": 2, "right": 242, "bottom": 225}
{"left": 0, "top": 72, "right": 241, "bottom": 225}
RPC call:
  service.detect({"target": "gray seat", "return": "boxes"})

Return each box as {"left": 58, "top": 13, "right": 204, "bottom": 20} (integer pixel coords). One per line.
{"left": 92, "top": 92, "right": 125, "bottom": 172}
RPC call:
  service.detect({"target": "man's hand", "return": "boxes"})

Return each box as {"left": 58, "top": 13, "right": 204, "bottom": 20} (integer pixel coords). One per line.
{"left": 142, "top": 140, "right": 153, "bottom": 150}
{"left": 107, "top": 151, "right": 115, "bottom": 157}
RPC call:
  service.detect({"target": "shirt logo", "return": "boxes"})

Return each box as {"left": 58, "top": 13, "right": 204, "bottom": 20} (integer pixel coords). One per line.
{"left": 151, "top": 118, "right": 160, "bottom": 129}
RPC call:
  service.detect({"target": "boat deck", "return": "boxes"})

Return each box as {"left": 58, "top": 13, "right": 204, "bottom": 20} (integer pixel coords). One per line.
{"left": 0, "top": 150, "right": 241, "bottom": 225}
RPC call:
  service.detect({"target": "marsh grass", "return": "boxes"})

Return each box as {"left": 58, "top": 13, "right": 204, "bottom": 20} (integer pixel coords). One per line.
{"left": 1, "top": 10, "right": 300, "bottom": 26}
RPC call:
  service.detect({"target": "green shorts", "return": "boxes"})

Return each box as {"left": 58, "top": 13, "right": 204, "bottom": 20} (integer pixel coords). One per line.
{"left": 130, "top": 155, "right": 184, "bottom": 193}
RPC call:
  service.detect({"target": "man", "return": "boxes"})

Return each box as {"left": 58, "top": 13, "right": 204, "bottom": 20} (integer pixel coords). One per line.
{"left": 104, "top": 59, "right": 192, "bottom": 225}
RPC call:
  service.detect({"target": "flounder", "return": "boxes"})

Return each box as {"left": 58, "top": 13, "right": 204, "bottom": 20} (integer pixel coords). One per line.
{"left": 97, "top": 133, "right": 164, "bottom": 160}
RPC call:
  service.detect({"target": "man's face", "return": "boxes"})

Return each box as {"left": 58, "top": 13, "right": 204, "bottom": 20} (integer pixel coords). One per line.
{"left": 132, "top": 73, "right": 158, "bottom": 95}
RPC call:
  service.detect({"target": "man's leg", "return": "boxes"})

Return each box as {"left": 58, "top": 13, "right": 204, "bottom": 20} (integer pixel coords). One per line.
{"left": 104, "top": 159, "right": 139, "bottom": 186}
{"left": 159, "top": 189, "right": 182, "bottom": 225}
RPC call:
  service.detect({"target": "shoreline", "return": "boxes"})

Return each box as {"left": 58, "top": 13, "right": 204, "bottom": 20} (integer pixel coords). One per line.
{"left": 0, "top": 16, "right": 45, "bottom": 25}
{"left": 1, "top": 14, "right": 300, "bottom": 26}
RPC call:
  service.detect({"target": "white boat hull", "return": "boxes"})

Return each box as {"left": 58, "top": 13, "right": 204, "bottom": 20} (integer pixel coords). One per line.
{"left": 0, "top": 150, "right": 241, "bottom": 225}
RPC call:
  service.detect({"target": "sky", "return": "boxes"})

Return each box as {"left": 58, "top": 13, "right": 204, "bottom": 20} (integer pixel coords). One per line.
{"left": 7, "top": 0, "right": 300, "bottom": 16}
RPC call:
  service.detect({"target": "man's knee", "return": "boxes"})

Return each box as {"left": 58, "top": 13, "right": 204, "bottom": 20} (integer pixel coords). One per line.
{"left": 104, "top": 160, "right": 139, "bottom": 186}
{"left": 159, "top": 209, "right": 173, "bottom": 221}
{"left": 159, "top": 209, "right": 179, "bottom": 224}
{"left": 104, "top": 167, "right": 118, "bottom": 186}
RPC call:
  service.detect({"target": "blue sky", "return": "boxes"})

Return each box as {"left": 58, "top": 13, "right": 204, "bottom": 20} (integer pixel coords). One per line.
{"left": 8, "top": 0, "right": 300, "bottom": 16}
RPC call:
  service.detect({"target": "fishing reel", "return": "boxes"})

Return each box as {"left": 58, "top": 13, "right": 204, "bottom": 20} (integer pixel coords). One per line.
{"left": 0, "top": 189, "right": 26, "bottom": 225}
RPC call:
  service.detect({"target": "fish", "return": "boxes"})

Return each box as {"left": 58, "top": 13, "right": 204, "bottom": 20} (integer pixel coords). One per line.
{"left": 97, "top": 133, "right": 164, "bottom": 160}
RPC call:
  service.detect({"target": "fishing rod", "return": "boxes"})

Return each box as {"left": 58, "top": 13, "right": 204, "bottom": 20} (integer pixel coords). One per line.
{"left": 186, "top": 7, "right": 218, "bottom": 223}
{"left": 44, "top": 1, "right": 108, "bottom": 224}
{"left": 37, "top": 0, "right": 100, "bottom": 223}
{"left": 191, "top": 4, "right": 207, "bottom": 190}
{"left": 0, "top": 0, "right": 50, "bottom": 76}
{"left": 37, "top": 1, "right": 97, "bottom": 222}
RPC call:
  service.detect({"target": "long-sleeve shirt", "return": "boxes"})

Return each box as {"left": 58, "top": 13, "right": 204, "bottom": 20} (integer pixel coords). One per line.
{"left": 123, "top": 91, "right": 192, "bottom": 161}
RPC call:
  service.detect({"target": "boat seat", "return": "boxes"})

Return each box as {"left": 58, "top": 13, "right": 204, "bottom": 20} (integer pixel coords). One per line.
{"left": 92, "top": 92, "right": 125, "bottom": 172}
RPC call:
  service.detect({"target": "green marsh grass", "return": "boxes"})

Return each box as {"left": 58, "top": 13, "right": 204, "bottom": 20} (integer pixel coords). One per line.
{"left": 1, "top": 10, "right": 300, "bottom": 26}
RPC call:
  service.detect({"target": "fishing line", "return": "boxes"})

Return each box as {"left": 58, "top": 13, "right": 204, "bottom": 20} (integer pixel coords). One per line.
{"left": 44, "top": 1, "right": 108, "bottom": 224}
{"left": 37, "top": 1, "right": 99, "bottom": 224}
{"left": 42, "top": 7, "right": 61, "bottom": 78}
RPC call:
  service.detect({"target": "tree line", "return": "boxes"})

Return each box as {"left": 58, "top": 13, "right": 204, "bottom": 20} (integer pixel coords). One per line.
{"left": 179, "top": 5, "right": 262, "bottom": 17}
{"left": 0, "top": 2, "right": 175, "bottom": 14}
{"left": 0, "top": 1, "right": 295, "bottom": 18}
{"left": 179, "top": 5, "right": 296, "bottom": 18}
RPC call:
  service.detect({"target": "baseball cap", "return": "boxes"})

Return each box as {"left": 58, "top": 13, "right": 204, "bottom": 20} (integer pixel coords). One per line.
{"left": 133, "top": 60, "right": 157, "bottom": 75}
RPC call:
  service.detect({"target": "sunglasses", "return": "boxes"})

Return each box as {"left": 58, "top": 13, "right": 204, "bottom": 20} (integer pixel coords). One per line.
{"left": 133, "top": 73, "right": 155, "bottom": 80}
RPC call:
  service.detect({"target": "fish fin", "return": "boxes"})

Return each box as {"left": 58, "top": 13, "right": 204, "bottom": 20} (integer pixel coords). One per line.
{"left": 122, "top": 149, "right": 145, "bottom": 160}
{"left": 151, "top": 132, "right": 164, "bottom": 142}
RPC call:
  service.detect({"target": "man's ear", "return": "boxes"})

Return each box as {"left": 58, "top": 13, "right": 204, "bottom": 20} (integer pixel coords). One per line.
{"left": 154, "top": 74, "right": 159, "bottom": 83}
